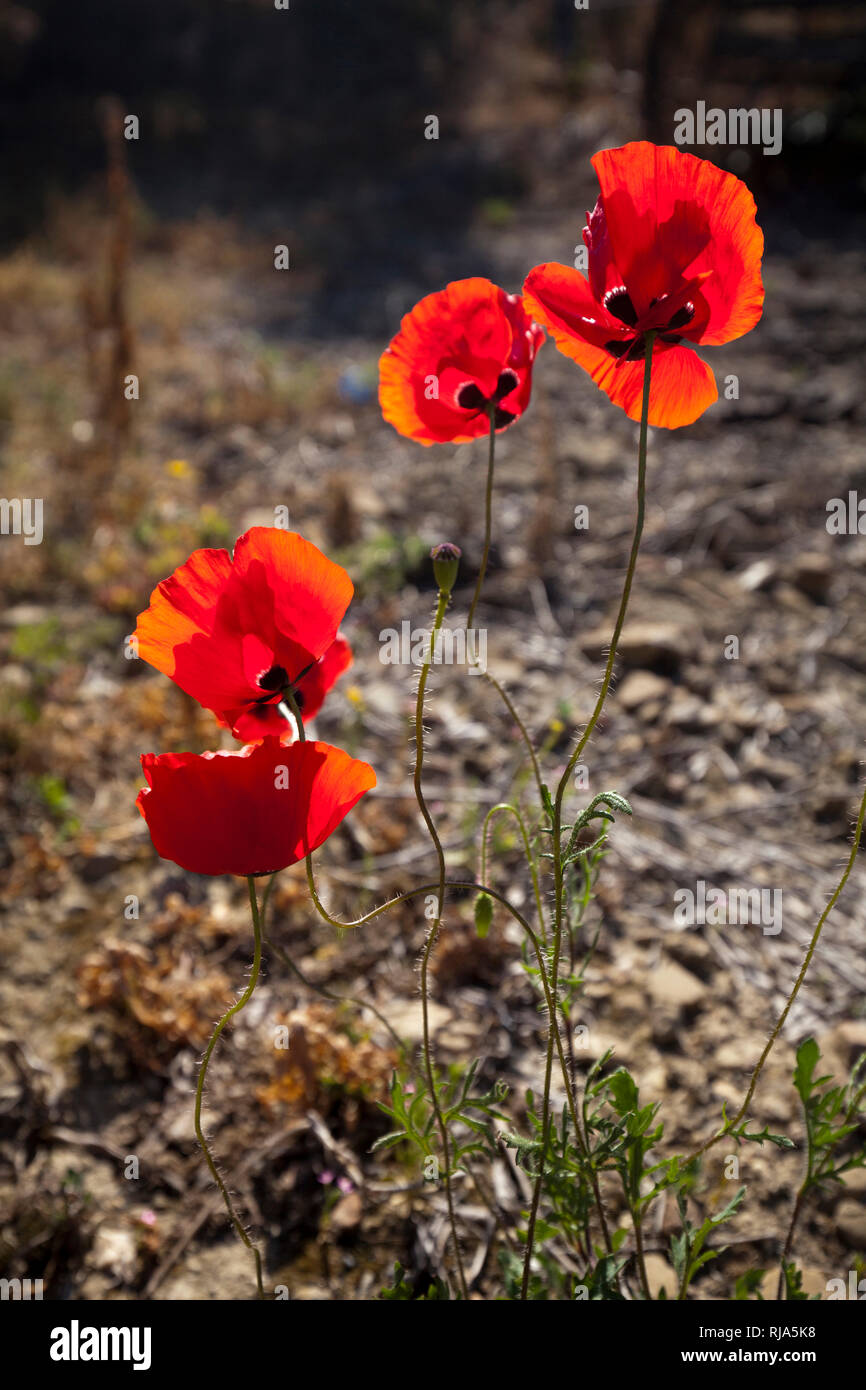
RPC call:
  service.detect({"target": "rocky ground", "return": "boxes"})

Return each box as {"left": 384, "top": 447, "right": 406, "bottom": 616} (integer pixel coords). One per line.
{"left": 2, "top": 84, "right": 866, "bottom": 1298}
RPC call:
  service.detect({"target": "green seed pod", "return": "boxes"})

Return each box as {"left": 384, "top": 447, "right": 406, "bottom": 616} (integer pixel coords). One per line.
{"left": 474, "top": 891, "right": 493, "bottom": 939}
{"left": 430, "top": 541, "right": 461, "bottom": 595}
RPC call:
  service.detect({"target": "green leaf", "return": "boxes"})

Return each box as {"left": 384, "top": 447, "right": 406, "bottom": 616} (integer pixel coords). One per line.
{"left": 710, "top": 1183, "right": 747, "bottom": 1227}
{"left": 735, "top": 1268, "right": 765, "bottom": 1301}
{"left": 379, "top": 1262, "right": 451, "bottom": 1300}
{"left": 598, "top": 791, "right": 632, "bottom": 816}
{"left": 369, "top": 1129, "right": 408, "bottom": 1153}
{"left": 781, "top": 1262, "right": 815, "bottom": 1301}
{"left": 738, "top": 1125, "right": 795, "bottom": 1150}
{"left": 606, "top": 1068, "right": 639, "bottom": 1118}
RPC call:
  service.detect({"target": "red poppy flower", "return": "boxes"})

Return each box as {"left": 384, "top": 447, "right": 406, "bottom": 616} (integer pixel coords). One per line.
{"left": 134, "top": 528, "right": 353, "bottom": 737}
{"left": 523, "top": 142, "right": 764, "bottom": 428}
{"left": 137, "top": 738, "right": 376, "bottom": 876}
{"left": 228, "top": 634, "right": 352, "bottom": 743}
{"left": 379, "top": 277, "right": 544, "bottom": 445}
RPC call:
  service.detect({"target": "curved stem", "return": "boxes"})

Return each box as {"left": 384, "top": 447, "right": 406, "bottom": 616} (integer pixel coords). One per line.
{"left": 778, "top": 1102, "right": 815, "bottom": 1302}
{"left": 480, "top": 801, "right": 547, "bottom": 944}
{"left": 684, "top": 777, "right": 866, "bottom": 1168}
{"left": 265, "top": 933, "right": 406, "bottom": 1057}
{"left": 194, "top": 875, "right": 265, "bottom": 1299}
{"left": 483, "top": 669, "right": 546, "bottom": 810}
{"left": 284, "top": 733, "right": 592, "bottom": 1298}
{"left": 259, "top": 871, "right": 277, "bottom": 934}
{"left": 466, "top": 408, "right": 497, "bottom": 632}
{"left": 523, "top": 339, "right": 657, "bottom": 1297}
{"left": 304, "top": 855, "right": 587, "bottom": 1243}
{"left": 555, "top": 333, "right": 654, "bottom": 816}
{"left": 283, "top": 687, "right": 402, "bottom": 937}
{"left": 413, "top": 586, "right": 469, "bottom": 1299}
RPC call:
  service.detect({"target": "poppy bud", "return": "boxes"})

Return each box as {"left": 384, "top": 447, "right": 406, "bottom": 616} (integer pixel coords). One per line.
{"left": 430, "top": 542, "right": 461, "bottom": 595}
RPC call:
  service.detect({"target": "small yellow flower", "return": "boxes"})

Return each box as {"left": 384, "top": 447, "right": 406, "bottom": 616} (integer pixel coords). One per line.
{"left": 166, "top": 458, "right": 192, "bottom": 479}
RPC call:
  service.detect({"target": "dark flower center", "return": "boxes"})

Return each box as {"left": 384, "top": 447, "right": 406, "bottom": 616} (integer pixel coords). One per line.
{"left": 604, "top": 300, "right": 696, "bottom": 359}
{"left": 456, "top": 370, "right": 518, "bottom": 428}
{"left": 258, "top": 664, "right": 288, "bottom": 692}
{"left": 254, "top": 663, "right": 305, "bottom": 719}
{"left": 603, "top": 287, "right": 638, "bottom": 327}
{"left": 606, "top": 335, "right": 648, "bottom": 363}
{"left": 457, "top": 382, "right": 485, "bottom": 410}
{"left": 494, "top": 369, "right": 518, "bottom": 400}
{"left": 666, "top": 302, "right": 695, "bottom": 330}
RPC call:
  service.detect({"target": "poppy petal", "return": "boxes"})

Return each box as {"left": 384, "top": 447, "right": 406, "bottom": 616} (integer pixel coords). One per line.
{"left": 379, "top": 278, "right": 543, "bottom": 445}
{"left": 135, "top": 529, "right": 354, "bottom": 727}
{"left": 296, "top": 634, "right": 353, "bottom": 721}
{"left": 521, "top": 297, "right": 717, "bottom": 428}
{"left": 137, "top": 739, "right": 375, "bottom": 877}
{"left": 523, "top": 263, "right": 631, "bottom": 352}
{"left": 134, "top": 547, "right": 233, "bottom": 681}
{"left": 229, "top": 634, "right": 353, "bottom": 742}
{"left": 591, "top": 142, "right": 764, "bottom": 344}
{"left": 582, "top": 199, "right": 627, "bottom": 304}
{"left": 230, "top": 528, "right": 353, "bottom": 668}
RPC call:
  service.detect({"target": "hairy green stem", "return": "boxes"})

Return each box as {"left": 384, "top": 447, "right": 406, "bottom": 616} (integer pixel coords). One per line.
{"left": 265, "top": 933, "right": 406, "bottom": 1056}
{"left": 297, "top": 835, "right": 586, "bottom": 1293}
{"left": 633, "top": 1204, "right": 651, "bottom": 1300}
{"left": 480, "top": 801, "right": 547, "bottom": 944}
{"left": 466, "top": 408, "right": 497, "bottom": 632}
{"left": 483, "top": 669, "right": 547, "bottom": 811}
{"left": 413, "top": 586, "right": 469, "bottom": 1298}
{"left": 523, "top": 337, "right": 657, "bottom": 1298}
{"left": 555, "top": 333, "right": 655, "bottom": 813}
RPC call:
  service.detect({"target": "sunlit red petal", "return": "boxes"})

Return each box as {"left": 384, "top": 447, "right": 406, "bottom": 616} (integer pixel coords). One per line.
{"left": 522, "top": 304, "right": 717, "bottom": 428}
{"left": 523, "top": 263, "right": 631, "bottom": 353}
{"left": 582, "top": 199, "right": 626, "bottom": 304}
{"left": 379, "top": 278, "right": 542, "bottom": 445}
{"left": 134, "top": 548, "right": 233, "bottom": 681}
{"left": 230, "top": 528, "right": 353, "bottom": 667}
{"left": 137, "top": 739, "right": 375, "bottom": 877}
{"left": 228, "top": 634, "right": 353, "bottom": 742}
{"left": 135, "top": 529, "right": 353, "bottom": 726}
{"left": 296, "top": 634, "right": 353, "bottom": 721}
{"left": 591, "top": 142, "right": 763, "bottom": 343}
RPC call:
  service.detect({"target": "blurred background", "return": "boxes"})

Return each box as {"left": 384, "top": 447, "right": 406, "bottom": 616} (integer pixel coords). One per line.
{"left": 1, "top": 0, "right": 865, "bottom": 1300}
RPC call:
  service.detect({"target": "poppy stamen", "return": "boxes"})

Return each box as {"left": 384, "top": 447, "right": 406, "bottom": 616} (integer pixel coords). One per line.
{"left": 625, "top": 334, "right": 648, "bottom": 362}
{"left": 604, "top": 287, "right": 638, "bottom": 327}
{"left": 666, "top": 302, "right": 695, "bottom": 331}
{"left": 494, "top": 369, "right": 519, "bottom": 401}
{"left": 457, "top": 373, "right": 518, "bottom": 424}
{"left": 457, "top": 382, "right": 487, "bottom": 411}
{"left": 258, "top": 664, "right": 289, "bottom": 693}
